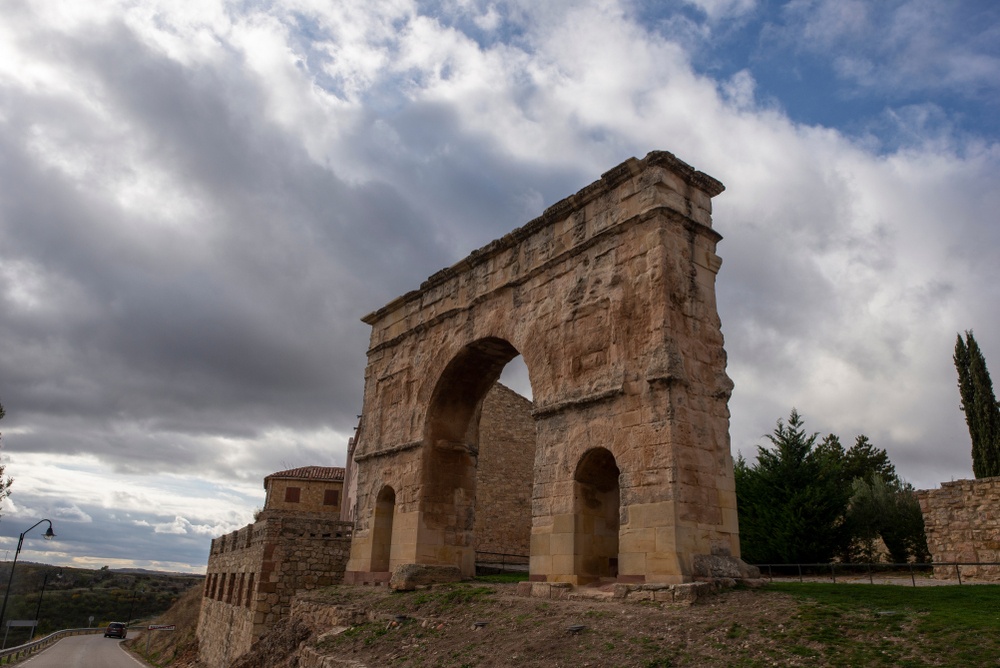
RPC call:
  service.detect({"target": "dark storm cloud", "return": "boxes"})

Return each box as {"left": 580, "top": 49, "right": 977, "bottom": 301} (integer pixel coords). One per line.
{"left": 0, "top": 498, "right": 217, "bottom": 570}
{"left": 338, "top": 100, "right": 589, "bottom": 254}
{"left": 0, "top": 18, "right": 454, "bottom": 474}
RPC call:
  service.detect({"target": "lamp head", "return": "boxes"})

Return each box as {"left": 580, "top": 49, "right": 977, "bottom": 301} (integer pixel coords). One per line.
{"left": 43, "top": 526, "right": 55, "bottom": 540}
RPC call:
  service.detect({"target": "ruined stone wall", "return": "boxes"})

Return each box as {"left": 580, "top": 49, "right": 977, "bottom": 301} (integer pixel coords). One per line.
{"left": 918, "top": 476, "right": 1000, "bottom": 581}
{"left": 197, "top": 516, "right": 353, "bottom": 668}
{"left": 475, "top": 383, "right": 535, "bottom": 558}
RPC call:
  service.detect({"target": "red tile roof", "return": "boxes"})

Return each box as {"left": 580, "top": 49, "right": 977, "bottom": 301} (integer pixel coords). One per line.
{"left": 263, "top": 466, "right": 345, "bottom": 487}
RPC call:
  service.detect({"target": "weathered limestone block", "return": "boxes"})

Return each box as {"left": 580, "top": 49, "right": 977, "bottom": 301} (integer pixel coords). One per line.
{"left": 514, "top": 581, "right": 573, "bottom": 599}
{"left": 692, "top": 554, "right": 761, "bottom": 579}
{"left": 389, "top": 564, "right": 463, "bottom": 591}
{"left": 673, "top": 582, "right": 712, "bottom": 603}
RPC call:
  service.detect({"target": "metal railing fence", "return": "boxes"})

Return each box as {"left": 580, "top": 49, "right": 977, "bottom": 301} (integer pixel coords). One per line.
{"left": 753, "top": 561, "right": 1000, "bottom": 586}
{"left": 0, "top": 627, "right": 103, "bottom": 664}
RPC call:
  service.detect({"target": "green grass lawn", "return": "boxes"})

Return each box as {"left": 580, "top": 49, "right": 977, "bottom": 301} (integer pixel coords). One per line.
{"left": 768, "top": 583, "right": 1000, "bottom": 667}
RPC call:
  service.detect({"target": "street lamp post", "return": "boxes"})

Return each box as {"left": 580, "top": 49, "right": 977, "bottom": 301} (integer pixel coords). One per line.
{"left": 0, "top": 519, "right": 55, "bottom": 646}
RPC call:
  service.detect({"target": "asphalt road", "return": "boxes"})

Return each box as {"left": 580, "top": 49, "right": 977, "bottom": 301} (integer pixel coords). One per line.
{"left": 20, "top": 633, "right": 152, "bottom": 668}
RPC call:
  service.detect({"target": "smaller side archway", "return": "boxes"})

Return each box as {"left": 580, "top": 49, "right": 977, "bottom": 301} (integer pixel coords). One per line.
{"left": 573, "top": 448, "right": 621, "bottom": 583}
{"left": 370, "top": 485, "right": 396, "bottom": 573}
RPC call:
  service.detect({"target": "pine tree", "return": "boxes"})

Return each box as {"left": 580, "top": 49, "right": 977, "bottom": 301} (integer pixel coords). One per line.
{"left": 843, "top": 435, "right": 898, "bottom": 485}
{"left": 954, "top": 331, "right": 1000, "bottom": 478}
{"left": 735, "top": 410, "right": 850, "bottom": 564}
{"left": 737, "top": 412, "right": 929, "bottom": 565}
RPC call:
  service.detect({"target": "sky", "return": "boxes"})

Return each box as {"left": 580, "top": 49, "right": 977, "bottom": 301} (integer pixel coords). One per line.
{"left": 0, "top": 0, "right": 998, "bottom": 573}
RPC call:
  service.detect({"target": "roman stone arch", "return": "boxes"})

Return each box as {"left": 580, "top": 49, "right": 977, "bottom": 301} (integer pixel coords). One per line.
{"left": 346, "top": 151, "right": 744, "bottom": 585}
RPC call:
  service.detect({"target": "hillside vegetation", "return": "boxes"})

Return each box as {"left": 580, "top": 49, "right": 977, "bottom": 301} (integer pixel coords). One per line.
{"left": 0, "top": 562, "right": 202, "bottom": 642}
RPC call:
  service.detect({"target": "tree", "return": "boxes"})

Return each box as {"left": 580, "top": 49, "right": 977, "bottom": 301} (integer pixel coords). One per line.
{"left": 0, "top": 404, "right": 14, "bottom": 506}
{"left": 737, "top": 409, "right": 929, "bottom": 565}
{"left": 735, "top": 409, "right": 851, "bottom": 564}
{"left": 843, "top": 435, "right": 897, "bottom": 485}
{"left": 844, "top": 476, "right": 883, "bottom": 563}
{"left": 845, "top": 475, "right": 929, "bottom": 564}
{"left": 814, "top": 433, "right": 897, "bottom": 486}
{"left": 0, "top": 399, "right": 11, "bottom": 514}
{"left": 954, "top": 331, "right": 1000, "bottom": 478}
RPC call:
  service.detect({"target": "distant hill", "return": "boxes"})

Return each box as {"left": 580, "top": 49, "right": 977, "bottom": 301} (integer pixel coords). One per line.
{"left": 0, "top": 562, "right": 204, "bottom": 641}
{"left": 112, "top": 567, "right": 203, "bottom": 577}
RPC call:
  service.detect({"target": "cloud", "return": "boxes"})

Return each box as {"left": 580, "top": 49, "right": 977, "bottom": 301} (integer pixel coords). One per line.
{"left": 134, "top": 515, "right": 227, "bottom": 536}
{"left": 53, "top": 503, "right": 93, "bottom": 523}
{"left": 681, "top": 0, "right": 758, "bottom": 21}
{"left": 0, "top": 0, "right": 998, "bottom": 572}
{"left": 777, "top": 0, "right": 1000, "bottom": 99}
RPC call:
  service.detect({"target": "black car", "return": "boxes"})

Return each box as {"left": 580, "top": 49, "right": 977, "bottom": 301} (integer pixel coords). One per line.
{"left": 104, "top": 622, "right": 127, "bottom": 639}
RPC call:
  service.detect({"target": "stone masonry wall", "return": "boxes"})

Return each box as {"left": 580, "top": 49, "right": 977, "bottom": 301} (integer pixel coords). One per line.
{"left": 198, "top": 523, "right": 261, "bottom": 668}
{"left": 265, "top": 478, "right": 343, "bottom": 514}
{"left": 475, "top": 383, "right": 535, "bottom": 559}
{"left": 197, "top": 515, "right": 353, "bottom": 668}
{"left": 917, "top": 476, "right": 1000, "bottom": 581}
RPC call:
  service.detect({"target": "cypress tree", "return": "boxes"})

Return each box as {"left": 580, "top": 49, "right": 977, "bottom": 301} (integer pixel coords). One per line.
{"left": 954, "top": 331, "right": 1000, "bottom": 478}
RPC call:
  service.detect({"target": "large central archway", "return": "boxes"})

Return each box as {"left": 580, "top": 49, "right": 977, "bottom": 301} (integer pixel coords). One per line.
{"left": 345, "top": 151, "right": 746, "bottom": 585}
{"left": 420, "top": 337, "right": 526, "bottom": 574}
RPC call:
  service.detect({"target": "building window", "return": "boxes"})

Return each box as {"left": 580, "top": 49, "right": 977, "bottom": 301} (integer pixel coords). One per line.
{"left": 285, "top": 487, "right": 301, "bottom": 503}
{"left": 324, "top": 489, "right": 340, "bottom": 506}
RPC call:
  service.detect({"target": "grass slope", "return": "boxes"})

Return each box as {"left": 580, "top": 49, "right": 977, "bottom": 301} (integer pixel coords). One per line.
{"left": 299, "top": 580, "right": 1000, "bottom": 667}
{"left": 769, "top": 583, "right": 1000, "bottom": 667}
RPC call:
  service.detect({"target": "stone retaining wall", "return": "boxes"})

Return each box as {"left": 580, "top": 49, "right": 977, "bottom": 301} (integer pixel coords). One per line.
{"left": 197, "top": 515, "right": 354, "bottom": 668}
{"left": 917, "top": 476, "right": 1000, "bottom": 581}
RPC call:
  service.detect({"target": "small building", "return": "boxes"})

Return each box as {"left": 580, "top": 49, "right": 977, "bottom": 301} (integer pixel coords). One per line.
{"left": 263, "top": 466, "right": 345, "bottom": 515}
{"left": 197, "top": 466, "right": 352, "bottom": 668}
